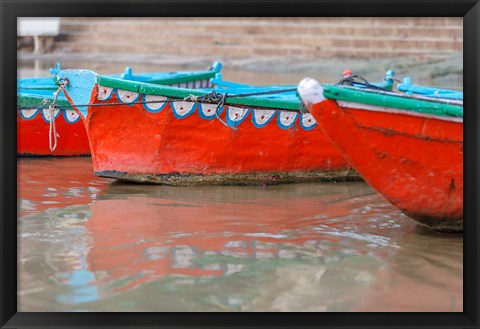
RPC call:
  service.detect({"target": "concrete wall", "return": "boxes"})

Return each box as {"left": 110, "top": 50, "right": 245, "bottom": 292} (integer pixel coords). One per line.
{"left": 52, "top": 17, "right": 462, "bottom": 59}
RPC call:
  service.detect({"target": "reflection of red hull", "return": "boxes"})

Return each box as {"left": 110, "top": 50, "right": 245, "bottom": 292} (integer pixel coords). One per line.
{"left": 17, "top": 110, "right": 90, "bottom": 156}
{"left": 85, "top": 187, "right": 362, "bottom": 295}
{"left": 82, "top": 84, "right": 353, "bottom": 185}
{"left": 304, "top": 97, "right": 462, "bottom": 232}
{"left": 17, "top": 158, "right": 110, "bottom": 218}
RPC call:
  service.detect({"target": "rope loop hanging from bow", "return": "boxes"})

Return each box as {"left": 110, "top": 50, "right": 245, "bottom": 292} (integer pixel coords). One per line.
{"left": 42, "top": 78, "right": 69, "bottom": 152}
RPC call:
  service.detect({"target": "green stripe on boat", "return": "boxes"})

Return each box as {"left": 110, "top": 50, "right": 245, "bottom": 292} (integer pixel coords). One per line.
{"left": 96, "top": 76, "right": 142, "bottom": 92}
{"left": 323, "top": 85, "right": 463, "bottom": 118}
{"left": 96, "top": 71, "right": 217, "bottom": 92}
{"left": 97, "top": 76, "right": 302, "bottom": 111}
{"left": 18, "top": 93, "right": 72, "bottom": 108}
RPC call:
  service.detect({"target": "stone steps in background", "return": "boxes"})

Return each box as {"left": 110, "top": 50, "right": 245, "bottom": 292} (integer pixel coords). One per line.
{"left": 50, "top": 18, "right": 463, "bottom": 59}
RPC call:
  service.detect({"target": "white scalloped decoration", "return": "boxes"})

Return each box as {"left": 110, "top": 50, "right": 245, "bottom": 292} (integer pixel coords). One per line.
{"left": 144, "top": 95, "right": 167, "bottom": 111}
{"left": 20, "top": 109, "right": 38, "bottom": 119}
{"left": 301, "top": 112, "right": 317, "bottom": 128}
{"left": 253, "top": 109, "right": 276, "bottom": 126}
{"left": 64, "top": 110, "right": 80, "bottom": 123}
{"left": 278, "top": 111, "right": 298, "bottom": 127}
{"left": 194, "top": 80, "right": 202, "bottom": 89}
{"left": 117, "top": 89, "right": 139, "bottom": 104}
{"left": 97, "top": 85, "right": 114, "bottom": 100}
{"left": 199, "top": 104, "right": 218, "bottom": 118}
{"left": 179, "top": 82, "right": 187, "bottom": 88}
{"left": 227, "top": 106, "right": 249, "bottom": 123}
{"left": 42, "top": 109, "right": 61, "bottom": 122}
{"left": 172, "top": 101, "right": 196, "bottom": 117}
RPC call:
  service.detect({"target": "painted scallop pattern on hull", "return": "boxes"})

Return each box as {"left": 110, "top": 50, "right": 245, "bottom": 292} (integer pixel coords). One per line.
{"left": 277, "top": 111, "right": 299, "bottom": 129}
{"left": 117, "top": 89, "right": 139, "bottom": 104}
{"left": 95, "top": 86, "right": 319, "bottom": 131}
{"left": 41, "top": 108, "right": 61, "bottom": 122}
{"left": 172, "top": 101, "right": 197, "bottom": 118}
{"left": 98, "top": 86, "right": 114, "bottom": 101}
{"left": 144, "top": 95, "right": 168, "bottom": 113}
{"left": 252, "top": 109, "right": 276, "bottom": 128}
{"left": 226, "top": 106, "right": 250, "bottom": 126}
{"left": 20, "top": 109, "right": 39, "bottom": 120}
{"left": 300, "top": 113, "right": 317, "bottom": 130}
{"left": 63, "top": 110, "right": 81, "bottom": 123}
{"left": 198, "top": 104, "right": 223, "bottom": 120}
{"left": 18, "top": 108, "right": 82, "bottom": 124}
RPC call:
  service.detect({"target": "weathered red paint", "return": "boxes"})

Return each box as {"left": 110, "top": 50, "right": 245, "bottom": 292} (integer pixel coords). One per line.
{"left": 306, "top": 99, "right": 463, "bottom": 232}
{"left": 79, "top": 84, "right": 352, "bottom": 184}
{"left": 17, "top": 111, "right": 90, "bottom": 156}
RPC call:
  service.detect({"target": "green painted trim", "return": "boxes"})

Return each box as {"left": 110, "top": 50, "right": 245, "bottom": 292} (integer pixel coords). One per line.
{"left": 96, "top": 70, "right": 218, "bottom": 93}
{"left": 323, "top": 85, "right": 463, "bottom": 118}
{"left": 227, "top": 96, "right": 300, "bottom": 110}
{"left": 97, "top": 76, "right": 141, "bottom": 92}
{"left": 148, "top": 72, "right": 219, "bottom": 85}
{"left": 91, "top": 76, "right": 302, "bottom": 111}
{"left": 17, "top": 94, "right": 72, "bottom": 109}
{"left": 141, "top": 83, "right": 300, "bottom": 110}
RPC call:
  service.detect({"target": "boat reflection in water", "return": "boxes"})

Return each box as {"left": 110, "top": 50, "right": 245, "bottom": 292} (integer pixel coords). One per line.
{"left": 17, "top": 157, "right": 110, "bottom": 217}
{"left": 85, "top": 182, "right": 393, "bottom": 297}
{"left": 18, "top": 158, "right": 461, "bottom": 312}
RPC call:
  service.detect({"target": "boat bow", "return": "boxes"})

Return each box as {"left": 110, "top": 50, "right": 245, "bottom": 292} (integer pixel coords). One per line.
{"left": 56, "top": 69, "right": 98, "bottom": 119}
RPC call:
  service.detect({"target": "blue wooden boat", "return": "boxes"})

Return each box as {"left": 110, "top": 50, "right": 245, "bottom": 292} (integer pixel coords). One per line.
{"left": 211, "top": 69, "right": 396, "bottom": 93}
{"left": 18, "top": 62, "right": 223, "bottom": 91}
{"left": 397, "top": 77, "right": 463, "bottom": 100}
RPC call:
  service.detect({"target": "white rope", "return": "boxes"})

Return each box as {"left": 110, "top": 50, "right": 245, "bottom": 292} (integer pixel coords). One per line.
{"left": 43, "top": 79, "right": 69, "bottom": 152}
{"left": 48, "top": 105, "right": 59, "bottom": 152}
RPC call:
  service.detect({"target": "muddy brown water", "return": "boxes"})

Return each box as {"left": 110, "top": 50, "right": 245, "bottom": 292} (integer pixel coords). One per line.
{"left": 17, "top": 59, "right": 462, "bottom": 312}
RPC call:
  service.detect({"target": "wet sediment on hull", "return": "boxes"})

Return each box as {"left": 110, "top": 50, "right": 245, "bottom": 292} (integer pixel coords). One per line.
{"left": 405, "top": 212, "right": 463, "bottom": 233}
{"left": 17, "top": 153, "right": 91, "bottom": 157}
{"left": 95, "top": 169, "right": 362, "bottom": 186}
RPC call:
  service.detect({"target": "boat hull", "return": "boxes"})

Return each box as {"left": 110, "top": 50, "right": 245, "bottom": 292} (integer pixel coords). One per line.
{"left": 18, "top": 63, "right": 222, "bottom": 157}
{"left": 298, "top": 80, "right": 463, "bottom": 232}
{"left": 17, "top": 107, "right": 90, "bottom": 156}
{"left": 79, "top": 83, "right": 355, "bottom": 185}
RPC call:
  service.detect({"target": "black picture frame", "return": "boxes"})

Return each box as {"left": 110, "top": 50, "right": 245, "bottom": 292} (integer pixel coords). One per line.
{"left": 2, "top": 1, "right": 479, "bottom": 328}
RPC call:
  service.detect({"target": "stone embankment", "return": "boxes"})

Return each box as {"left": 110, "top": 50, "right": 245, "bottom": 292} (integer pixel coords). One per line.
{"left": 47, "top": 17, "right": 462, "bottom": 59}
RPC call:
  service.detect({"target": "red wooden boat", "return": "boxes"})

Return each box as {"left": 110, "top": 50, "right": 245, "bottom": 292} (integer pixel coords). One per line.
{"left": 56, "top": 70, "right": 356, "bottom": 185}
{"left": 17, "top": 64, "right": 222, "bottom": 156}
{"left": 17, "top": 90, "right": 91, "bottom": 156}
{"left": 297, "top": 77, "right": 463, "bottom": 232}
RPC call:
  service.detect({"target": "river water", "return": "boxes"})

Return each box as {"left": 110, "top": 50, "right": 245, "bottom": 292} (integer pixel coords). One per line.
{"left": 17, "top": 60, "right": 463, "bottom": 312}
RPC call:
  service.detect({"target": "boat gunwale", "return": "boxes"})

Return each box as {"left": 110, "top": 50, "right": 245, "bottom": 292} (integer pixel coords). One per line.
{"left": 323, "top": 84, "right": 463, "bottom": 118}
{"left": 17, "top": 92, "right": 72, "bottom": 108}
{"left": 95, "top": 76, "right": 303, "bottom": 111}
{"left": 96, "top": 71, "right": 218, "bottom": 92}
